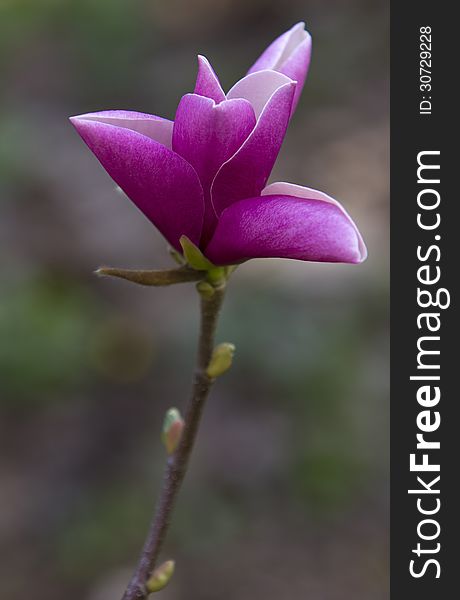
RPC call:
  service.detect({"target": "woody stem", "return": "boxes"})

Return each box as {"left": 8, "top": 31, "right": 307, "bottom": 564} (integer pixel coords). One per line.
{"left": 121, "top": 283, "right": 226, "bottom": 600}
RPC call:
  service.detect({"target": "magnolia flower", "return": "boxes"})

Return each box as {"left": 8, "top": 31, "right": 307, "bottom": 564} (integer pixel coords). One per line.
{"left": 70, "top": 23, "right": 366, "bottom": 266}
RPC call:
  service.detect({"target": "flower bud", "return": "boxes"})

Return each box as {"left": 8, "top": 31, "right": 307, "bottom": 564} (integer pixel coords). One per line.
{"left": 205, "top": 267, "right": 226, "bottom": 286}
{"left": 196, "top": 280, "right": 215, "bottom": 298}
{"left": 206, "top": 343, "right": 235, "bottom": 378}
{"left": 162, "top": 408, "right": 184, "bottom": 455}
{"left": 146, "top": 560, "right": 175, "bottom": 593}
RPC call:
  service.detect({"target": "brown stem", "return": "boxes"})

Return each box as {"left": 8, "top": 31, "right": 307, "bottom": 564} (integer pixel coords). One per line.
{"left": 96, "top": 266, "right": 204, "bottom": 286}
{"left": 121, "top": 283, "right": 226, "bottom": 600}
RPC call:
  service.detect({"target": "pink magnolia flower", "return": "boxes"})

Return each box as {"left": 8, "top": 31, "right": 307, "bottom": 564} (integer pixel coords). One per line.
{"left": 70, "top": 23, "right": 366, "bottom": 266}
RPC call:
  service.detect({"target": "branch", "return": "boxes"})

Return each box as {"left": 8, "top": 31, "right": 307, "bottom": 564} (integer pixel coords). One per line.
{"left": 95, "top": 266, "right": 205, "bottom": 286}
{"left": 120, "top": 283, "right": 227, "bottom": 600}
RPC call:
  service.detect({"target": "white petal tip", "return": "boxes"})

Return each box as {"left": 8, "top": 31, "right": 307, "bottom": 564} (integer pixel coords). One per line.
{"left": 354, "top": 239, "right": 368, "bottom": 263}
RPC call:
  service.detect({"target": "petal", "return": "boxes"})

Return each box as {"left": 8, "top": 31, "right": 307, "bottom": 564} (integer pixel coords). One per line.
{"left": 71, "top": 110, "right": 174, "bottom": 149}
{"left": 247, "top": 22, "right": 312, "bottom": 115}
{"left": 172, "top": 94, "right": 256, "bottom": 243}
{"left": 205, "top": 194, "right": 366, "bottom": 265}
{"left": 211, "top": 81, "right": 296, "bottom": 215}
{"left": 278, "top": 36, "right": 312, "bottom": 113}
{"left": 172, "top": 94, "right": 256, "bottom": 189}
{"left": 227, "top": 70, "right": 294, "bottom": 119}
{"left": 262, "top": 182, "right": 367, "bottom": 261}
{"left": 70, "top": 116, "right": 204, "bottom": 250}
{"left": 194, "top": 55, "right": 226, "bottom": 103}
{"left": 247, "top": 22, "right": 310, "bottom": 74}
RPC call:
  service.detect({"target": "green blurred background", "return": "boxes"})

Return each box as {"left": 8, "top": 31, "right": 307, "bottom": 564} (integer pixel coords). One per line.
{"left": 0, "top": 1, "right": 389, "bottom": 598}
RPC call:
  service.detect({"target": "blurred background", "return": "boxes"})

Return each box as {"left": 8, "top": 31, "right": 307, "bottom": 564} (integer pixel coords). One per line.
{"left": 0, "top": 1, "right": 388, "bottom": 598}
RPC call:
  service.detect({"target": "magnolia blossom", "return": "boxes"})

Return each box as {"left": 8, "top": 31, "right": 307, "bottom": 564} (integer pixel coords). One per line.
{"left": 70, "top": 23, "right": 366, "bottom": 266}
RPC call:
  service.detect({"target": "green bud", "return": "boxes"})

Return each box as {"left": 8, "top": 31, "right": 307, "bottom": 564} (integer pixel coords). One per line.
{"left": 179, "top": 236, "right": 215, "bottom": 271}
{"left": 196, "top": 280, "right": 215, "bottom": 298}
{"left": 146, "top": 560, "right": 175, "bottom": 593}
{"left": 206, "top": 343, "right": 236, "bottom": 379}
{"left": 206, "top": 267, "right": 226, "bottom": 287}
{"left": 161, "top": 408, "right": 184, "bottom": 455}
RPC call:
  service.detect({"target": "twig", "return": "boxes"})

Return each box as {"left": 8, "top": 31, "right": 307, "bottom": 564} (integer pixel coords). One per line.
{"left": 95, "top": 266, "right": 204, "bottom": 286}
{"left": 121, "top": 283, "right": 226, "bottom": 599}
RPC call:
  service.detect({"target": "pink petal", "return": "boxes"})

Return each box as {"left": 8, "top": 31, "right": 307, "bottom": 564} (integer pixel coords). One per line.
{"left": 70, "top": 116, "right": 204, "bottom": 250}
{"left": 227, "top": 70, "right": 294, "bottom": 118}
{"left": 211, "top": 81, "right": 296, "bottom": 216}
{"left": 194, "top": 55, "right": 226, "bottom": 103}
{"left": 173, "top": 94, "right": 256, "bottom": 243}
{"left": 205, "top": 194, "right": 366, "bottom": 265}
{"left": 262, "top": 182, "right": 367, "bottom": 261}
{"left": 278, "top": 36, "right": 312, "bottom": 113}
{"left": 247, "top": 22, "right": 312, "bottom": 115}
{"left": 173, "top": 94, "right": 256, "bottom": 190}
{"left": 247, "top": 22, "right": 310, "bottom": 74}
{"left": 71, "top": 110, "right": 174, "bottom": 149}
